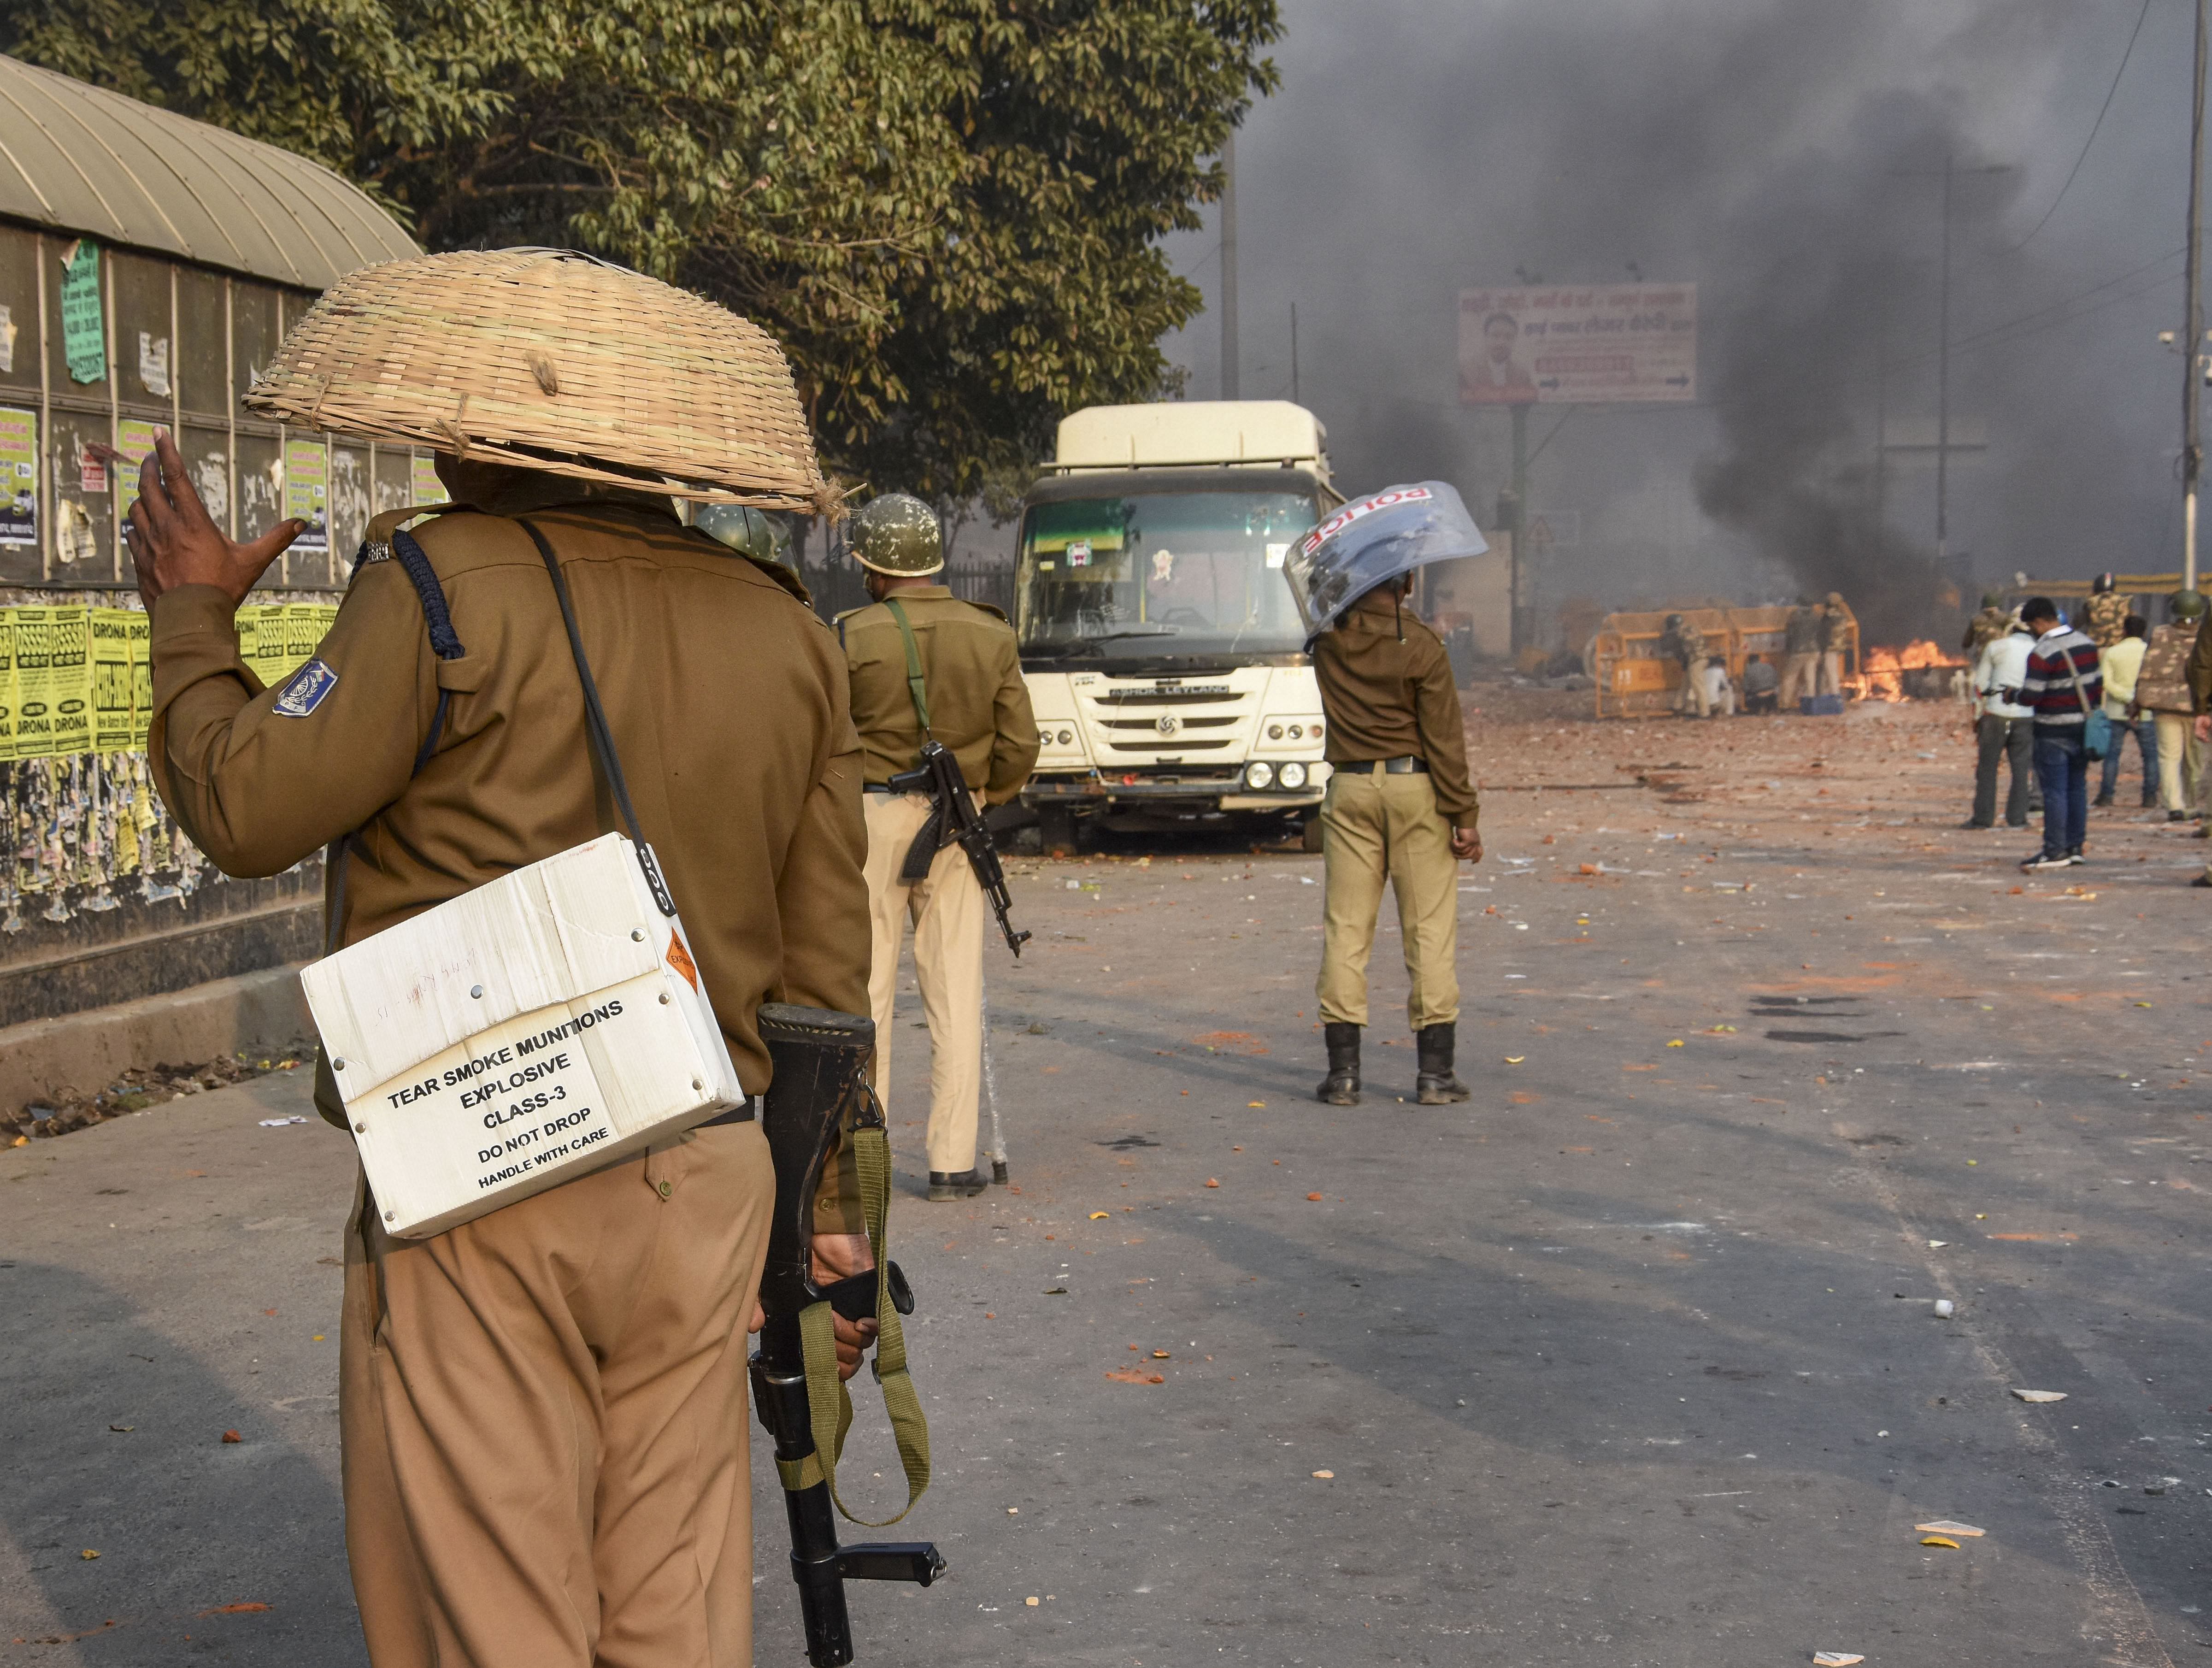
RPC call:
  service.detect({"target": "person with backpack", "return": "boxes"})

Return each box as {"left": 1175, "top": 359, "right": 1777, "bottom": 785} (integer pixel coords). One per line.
{"left": 2015, "top": 596, "right": 2102, "bottom": 871}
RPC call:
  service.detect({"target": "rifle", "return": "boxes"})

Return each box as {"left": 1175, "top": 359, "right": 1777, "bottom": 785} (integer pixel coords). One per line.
{"left": 750, "top": 1003, "right": 941, "bottom": 1667}
{"left": 887, "top": 738, "right": 1032, "bottom": 957}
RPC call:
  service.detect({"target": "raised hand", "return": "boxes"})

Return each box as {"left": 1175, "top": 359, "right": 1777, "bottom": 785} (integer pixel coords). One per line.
{"left": 124, "top": 430, "right": 303, "bottom": 610}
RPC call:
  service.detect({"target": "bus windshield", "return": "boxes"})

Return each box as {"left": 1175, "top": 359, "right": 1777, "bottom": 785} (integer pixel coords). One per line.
{"left": 1017, "top": 489, "right": 1317, "bottom": 662}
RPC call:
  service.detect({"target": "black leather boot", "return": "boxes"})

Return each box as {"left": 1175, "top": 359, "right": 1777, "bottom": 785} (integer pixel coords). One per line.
{"left": 928, "top": 1168, "right": 989, "bottom": 1201}
{"left": 1317, "top": 1022, "right": 1361, "bottom": 1105}
{"left": 1416, "top": 1022, "right": 1471, "bottom": 1105}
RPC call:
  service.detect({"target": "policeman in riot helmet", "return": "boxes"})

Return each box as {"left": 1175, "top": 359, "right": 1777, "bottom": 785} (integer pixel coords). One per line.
{"left": 1282, "top": 482, "right": 1487, "bottom": 1110}
{"left": 1660, "top": 612, "right": 1710, "bottom": 718}
{"left": 838, "top": 492, "right": 1038, "bottom": 1199}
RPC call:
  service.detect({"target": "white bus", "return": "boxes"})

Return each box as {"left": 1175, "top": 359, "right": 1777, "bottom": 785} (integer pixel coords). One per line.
{"left": 1016, "top": 401, "right": 1341, "bottom": 849}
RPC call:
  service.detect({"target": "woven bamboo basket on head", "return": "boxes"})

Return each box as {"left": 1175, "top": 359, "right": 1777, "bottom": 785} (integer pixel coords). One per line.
{"left": 245, "top": 248, "right": 833, "bottom": 513}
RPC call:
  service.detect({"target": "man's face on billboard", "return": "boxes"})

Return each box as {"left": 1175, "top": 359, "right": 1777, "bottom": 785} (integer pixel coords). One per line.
{"left": 1485, "top": 316, "right": 1518, "bottom": 363}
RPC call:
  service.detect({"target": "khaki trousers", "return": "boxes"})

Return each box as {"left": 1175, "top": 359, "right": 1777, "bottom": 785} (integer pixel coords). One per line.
{"left": 864, "top": 791, "right": 984, "bottom": 1174}
{"left": 2154, "top": 711, "right": 2202, "bottom": 813}
{"left": 1779, "top": 652, "right": 1818, "bottom": 707}
{"left": 1316, "top": 765, "right": 1461, "bottom": 1031}
{"left": 1674, "top": 666, "right": 1710, "bottom": 718}
{"left": 341, "top": 1123, "right": 773, "bottom": 1668}
{"left": 1819, "top": 651, "right": 1844, "bottom": 695}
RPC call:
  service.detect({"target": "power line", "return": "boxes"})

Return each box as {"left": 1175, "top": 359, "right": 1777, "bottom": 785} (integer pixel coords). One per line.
{"left": 1948, "top": 259, "right": 2181, "bottom": 358}
{"left": 2008, "top": 0, "right": 2154, "bottom": 252}
{"left": 1886, "top": 244, "right": 2185, "bottom": 367}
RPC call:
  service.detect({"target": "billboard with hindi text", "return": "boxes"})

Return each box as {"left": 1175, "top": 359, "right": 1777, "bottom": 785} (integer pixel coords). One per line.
{"left": 1459, "top": 283, "right": 1696, "bottom": 405}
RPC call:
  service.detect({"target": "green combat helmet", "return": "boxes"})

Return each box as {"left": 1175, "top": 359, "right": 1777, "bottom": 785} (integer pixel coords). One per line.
{"left": 850, "top": 491, "right": 943, "bottom": 576}
{"left": 695, "top": 503, "right": 792, "bottom": 566}
{"left": 1981, "top": 590, "right": 2005, "bottom": 609}
{"left": 2169, "top": 589, "right": 2207, "bottom": 620}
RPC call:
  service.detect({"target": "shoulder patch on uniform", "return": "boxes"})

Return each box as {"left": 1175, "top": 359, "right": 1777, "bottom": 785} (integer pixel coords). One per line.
{"left": 273, "top": 658, "right": 339, "bottom": 718}
{"left": 963, "top": 598, "right": 1010, "bottom": 624}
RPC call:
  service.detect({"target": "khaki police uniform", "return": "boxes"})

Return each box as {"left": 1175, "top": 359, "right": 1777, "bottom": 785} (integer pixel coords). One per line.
{"left": 148, "top": 476, "right": 871, "bottom": 1668}
{"left": 840, "top": 585, "right": 1037, "bottom": 1176}
{"left": 1819, "top": 595, "right": 1850, "bottom": 695}
{"left": 1780, "top": 605, "right": 1822, "bottom": 707}
{"left": 1664, "top": 622, "right": 1709, "bottom": 718}
{"left": 1312, "top": 585, "right": 1478, "bottom": 1031}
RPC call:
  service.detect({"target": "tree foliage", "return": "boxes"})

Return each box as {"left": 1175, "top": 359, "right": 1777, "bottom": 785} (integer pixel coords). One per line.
{"left": 4, "top": 0, "right": 1281, "bottom": 501}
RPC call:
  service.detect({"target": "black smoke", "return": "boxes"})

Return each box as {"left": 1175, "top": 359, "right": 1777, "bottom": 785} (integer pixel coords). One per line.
{"left": 1162, "top": 0, "right": 2190, "bottom": 643}
{"left": 1694, "top": 93, "right": 2021, "bottom": 642}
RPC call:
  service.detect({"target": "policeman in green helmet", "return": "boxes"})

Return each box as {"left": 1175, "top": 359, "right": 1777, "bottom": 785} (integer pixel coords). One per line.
{"left": 836, "top": 492, "right": 1038, "bottom": 1197}
{"left": 2134, "top": 589, "right": 2206, "bottom": 821}
{"left": 694, "top": 502, "right": 794, "bottom": 566}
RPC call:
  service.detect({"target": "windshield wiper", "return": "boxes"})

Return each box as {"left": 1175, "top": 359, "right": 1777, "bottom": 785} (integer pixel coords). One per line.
{"left": 1026, "top": 626, "right": 1182, "bottom": 660}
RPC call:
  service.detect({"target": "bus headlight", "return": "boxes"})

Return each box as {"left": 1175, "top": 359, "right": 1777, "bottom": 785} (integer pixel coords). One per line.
{"left": 1057, "top": 728, "right": 1072, "bottom": 745}
{"left": 1245, "top": 760, "right": 1276, "bottom": 790}
{"left": 1278, "top": 760, "right": 1308, "bottom": 790}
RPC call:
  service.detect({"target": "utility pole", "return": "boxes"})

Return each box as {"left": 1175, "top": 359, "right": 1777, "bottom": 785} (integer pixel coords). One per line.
{"left": 2185, "top": 0, "right": 2206, "bottom": 590}
{"left": 1893, "top": 155, "right": 2010, "bottom": 566}
{"left": 1220, "top": 129, "right": 1239, "bottom": 401}
{"left": 1873, "top": 287, "right": 1888, "bottom": 526}
{"left": 1936, "top": 153, "right": 1953, "bottom": 564}
{"left": 1504, "top": 403, "right": 1530, "bottom": 656}
{"left": 1290, "top": 302, "right": 1300, "bottom": 407}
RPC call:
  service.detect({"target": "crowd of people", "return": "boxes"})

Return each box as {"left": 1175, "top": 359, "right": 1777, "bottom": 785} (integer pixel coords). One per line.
{"left": 1964, "top": 574, "right": 2212, "bottom": 879}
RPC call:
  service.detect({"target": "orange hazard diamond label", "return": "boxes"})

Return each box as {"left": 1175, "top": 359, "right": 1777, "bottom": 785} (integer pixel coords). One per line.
{"left": 665, "top": 931, "right": 699, "bottom": 992}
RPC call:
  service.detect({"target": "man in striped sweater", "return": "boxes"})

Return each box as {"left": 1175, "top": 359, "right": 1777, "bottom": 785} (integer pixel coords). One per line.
{"left": 2016, "top": 596, "right": 2101, "bottom": 872}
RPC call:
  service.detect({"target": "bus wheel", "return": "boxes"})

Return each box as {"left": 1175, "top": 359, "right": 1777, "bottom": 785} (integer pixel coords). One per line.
{"left": 1301, "top": 813, "right": 1324, "bottom": 854}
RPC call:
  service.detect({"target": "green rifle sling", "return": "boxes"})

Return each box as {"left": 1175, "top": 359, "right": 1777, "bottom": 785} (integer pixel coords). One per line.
{"left": 792, "top": 1119, "right": 931, "bottom": 1525}
{"left": 884, "top": 596, "right": 933, "bottom": 742}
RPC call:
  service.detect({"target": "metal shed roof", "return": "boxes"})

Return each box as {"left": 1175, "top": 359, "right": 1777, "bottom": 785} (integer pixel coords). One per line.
{"left": 0, "top": 53, "right": 420, "bottom": 290}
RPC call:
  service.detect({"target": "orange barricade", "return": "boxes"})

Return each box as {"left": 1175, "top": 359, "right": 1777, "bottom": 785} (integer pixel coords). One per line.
{"left": 1588, "top": 602, "right": 1859, "bottom": 719}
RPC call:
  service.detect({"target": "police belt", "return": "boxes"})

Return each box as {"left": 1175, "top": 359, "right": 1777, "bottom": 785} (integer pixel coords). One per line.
{"left": 1337, "top": 755, "right": 1429, "bottom": 774}
{"left": 700, "top": 1095, "right": 757, "bottom": 1127}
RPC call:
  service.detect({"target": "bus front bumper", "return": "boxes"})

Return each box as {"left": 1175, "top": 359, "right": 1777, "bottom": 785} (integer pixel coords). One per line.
{"left": 1023, "top": 773, "right": 1324, "bottom": 812}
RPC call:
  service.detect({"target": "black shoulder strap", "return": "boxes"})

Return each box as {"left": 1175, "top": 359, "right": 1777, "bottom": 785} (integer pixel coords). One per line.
{"left": 516, "top": 517, "right": 678, "bottom": 919}
{"left": 323, "top": 527, "right": 469, "bottom": 955}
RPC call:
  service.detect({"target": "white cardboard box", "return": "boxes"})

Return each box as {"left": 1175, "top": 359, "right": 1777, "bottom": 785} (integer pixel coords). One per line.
{"left": 302, "top": 833, "right": 742, "bottom": 1238}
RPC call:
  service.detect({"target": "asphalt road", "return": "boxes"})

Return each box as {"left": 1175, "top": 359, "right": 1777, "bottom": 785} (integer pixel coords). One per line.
{"left": 3, "top": 694, "right": 2206, "bottom": 1668}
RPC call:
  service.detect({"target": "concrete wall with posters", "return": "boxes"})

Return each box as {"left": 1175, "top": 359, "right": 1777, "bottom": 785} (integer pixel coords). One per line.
{"left": 0, "top": 229, "right": 435, "bottom": 1081}
{"left": 0, "top": 223, "right": 439, "bottom": 590}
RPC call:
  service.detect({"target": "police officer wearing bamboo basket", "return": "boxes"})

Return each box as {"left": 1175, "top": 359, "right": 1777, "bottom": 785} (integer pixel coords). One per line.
{"left": 123, "top": 249, "right": 907, "bottom": 1668}
{"left": 837, "top": 493, "right": 1038, "bottom": 1201}
{"left": 1281, "top": 482, "right": 1487, "bottom": 1108}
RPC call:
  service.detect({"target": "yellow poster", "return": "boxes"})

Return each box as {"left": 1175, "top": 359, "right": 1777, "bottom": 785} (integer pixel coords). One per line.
{"left": 271, "top": 603, "right": 334, "bottom": 684}
{"left": 91, "top": 608, "right": 135, "bottom": 751}
{"left": 237, "top": 604, "right": 293, "bottom": 691}
{"left": 14, "top": 605, "right": 91, "bottom": 759}
{"left": 0, "top": 613, "right": 17, "bottom": 760}
{"left": 127, "top": 610, "right": 150, "bottom": 748}
{"left": 115, "top": 418, "right": 164, "bottom": 476}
